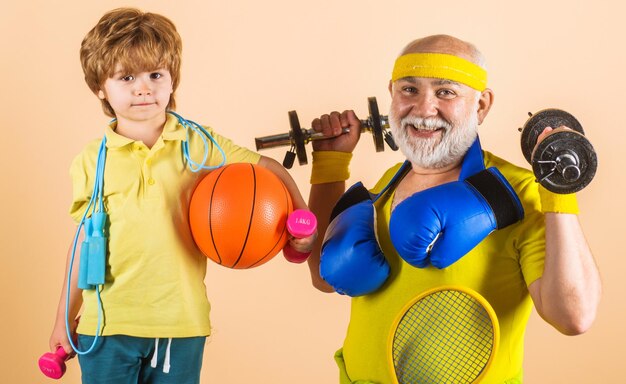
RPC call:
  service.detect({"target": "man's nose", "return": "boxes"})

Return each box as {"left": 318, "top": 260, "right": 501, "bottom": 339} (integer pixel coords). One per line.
{"left": 412, "top": 93, "right": 438, "bottom": 118}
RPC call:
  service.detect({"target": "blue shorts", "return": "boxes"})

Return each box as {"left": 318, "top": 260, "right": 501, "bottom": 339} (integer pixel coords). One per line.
{"left": 77, "top": 335, "right": 206, "bottom": 384}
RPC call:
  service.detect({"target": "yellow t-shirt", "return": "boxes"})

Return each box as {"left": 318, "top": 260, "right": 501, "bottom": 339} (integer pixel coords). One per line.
{"left": 70, "top": 113, "right": 260, "bottom": 337}
{"left": 341, "top": 151, "right": 545, "bottom": 384}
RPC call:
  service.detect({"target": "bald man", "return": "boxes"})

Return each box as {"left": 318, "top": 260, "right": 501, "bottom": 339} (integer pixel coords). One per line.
{"left": 306, "top": 35, "right": 601, "bottom": 383}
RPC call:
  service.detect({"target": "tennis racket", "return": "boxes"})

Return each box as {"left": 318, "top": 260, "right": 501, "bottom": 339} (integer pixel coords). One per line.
{"left": 388, "top": 286, "right": 499, "bottom": 384}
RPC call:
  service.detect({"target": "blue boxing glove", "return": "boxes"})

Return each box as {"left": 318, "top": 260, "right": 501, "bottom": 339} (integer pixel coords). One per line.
{"left": 389, "top": 167, "right": 524, "bottom": 269}
{"left": 320, "top": 182, "right": 390, "bottom": 296}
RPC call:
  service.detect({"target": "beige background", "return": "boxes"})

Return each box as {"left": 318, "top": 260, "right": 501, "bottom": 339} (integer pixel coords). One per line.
{"left": 1, "top": 0, "right": 624, "bottom": 382}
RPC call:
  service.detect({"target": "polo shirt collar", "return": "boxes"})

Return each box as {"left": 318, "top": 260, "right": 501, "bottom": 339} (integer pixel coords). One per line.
{"left": 104, "top": 113, "right": 187, "bottom": 149}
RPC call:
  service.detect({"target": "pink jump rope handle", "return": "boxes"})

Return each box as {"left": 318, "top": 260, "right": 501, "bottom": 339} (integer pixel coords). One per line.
{"left": 38, "top": 346, "right": 70, "bottom": 379}
{"left": 284, "top": 209, "right": 318, "bottom": 263}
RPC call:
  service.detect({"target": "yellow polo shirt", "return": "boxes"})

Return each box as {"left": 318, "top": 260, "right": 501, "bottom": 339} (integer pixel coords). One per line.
{"left": 70, "top": 113, "right": 260, "bottom": 337}
{"left": 339, "top": 151, "right": 545, "bottom": 384}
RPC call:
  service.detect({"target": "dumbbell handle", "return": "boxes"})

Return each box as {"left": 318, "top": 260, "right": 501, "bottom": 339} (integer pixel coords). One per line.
{"left": 283, "top": 209, "right": 318, "bottom": 263}
{"left": 255, "top": 116, "right": 388, "bottom": 151}
{"left": 38, "top": 347, "right": 70, "bottom": 379}
{"left": 537, "top": 152, "right": 581, "bottom": 183}
{"left": 255, "top": 128, "right": 345, "bottom": 150}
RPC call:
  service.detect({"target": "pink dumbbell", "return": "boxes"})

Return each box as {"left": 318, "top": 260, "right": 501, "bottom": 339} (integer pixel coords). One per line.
{"left": 284, "top": 209, "right": 318, "bottom": 263}
{"left": 38, "top": 347, "right": 70, "bottom": 379}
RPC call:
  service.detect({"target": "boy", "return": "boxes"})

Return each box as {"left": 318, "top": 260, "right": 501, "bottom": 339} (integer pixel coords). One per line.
{"left": 47, "top": 8, "right": 315, "bottom": 384}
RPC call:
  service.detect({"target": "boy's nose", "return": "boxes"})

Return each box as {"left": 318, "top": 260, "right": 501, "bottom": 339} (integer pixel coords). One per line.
{"left": 134, "top": 79, "right": 152, "bottom": 96}
{"left": 135, "top": 87, "right": 152, "bottom": 96}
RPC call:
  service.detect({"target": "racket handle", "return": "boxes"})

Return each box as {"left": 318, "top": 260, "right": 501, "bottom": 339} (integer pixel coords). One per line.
{"left": 284, "top": 209, "right": 317, "bottom": 263}
{"left": 38, "top": 346, "right": 70, "bottom": 379}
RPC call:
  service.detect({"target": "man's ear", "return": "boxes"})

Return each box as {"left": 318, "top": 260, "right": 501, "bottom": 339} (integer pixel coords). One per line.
{"left": 477, "top": 88, "right": 494, "bottom": 125}
{"left": 388, "top": 80, "right": 393, "bottom": 95}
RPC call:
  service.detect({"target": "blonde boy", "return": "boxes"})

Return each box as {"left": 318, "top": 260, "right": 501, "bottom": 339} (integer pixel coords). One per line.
{"left": 48, "top": 8, "right": 314, "bottom": 384}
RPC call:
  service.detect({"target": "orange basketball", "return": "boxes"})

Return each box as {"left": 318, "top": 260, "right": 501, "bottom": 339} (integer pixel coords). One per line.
{"left": 189, "top": 163, "right": 293, "bottom": 269}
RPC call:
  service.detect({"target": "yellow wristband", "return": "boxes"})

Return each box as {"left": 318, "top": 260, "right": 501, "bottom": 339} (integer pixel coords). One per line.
{"left": 538, "top": 185, "right": 579, "bottom": 214}
{"left": 310, "top": 151, "right": 352, "bottom": 184}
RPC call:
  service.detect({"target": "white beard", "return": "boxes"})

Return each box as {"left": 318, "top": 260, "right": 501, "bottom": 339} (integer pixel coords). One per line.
{"left": 389, "top": 110, "right": 479, "bottom": 169}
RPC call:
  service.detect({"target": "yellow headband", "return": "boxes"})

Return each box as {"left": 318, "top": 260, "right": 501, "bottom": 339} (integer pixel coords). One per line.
{"left": 391, "top": 53, "right": 487, "bottom": 91}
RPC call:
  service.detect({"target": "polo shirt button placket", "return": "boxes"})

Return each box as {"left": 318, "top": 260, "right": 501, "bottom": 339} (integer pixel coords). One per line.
{"left": 145, "top": 156, "right": 155, "bottom": 187}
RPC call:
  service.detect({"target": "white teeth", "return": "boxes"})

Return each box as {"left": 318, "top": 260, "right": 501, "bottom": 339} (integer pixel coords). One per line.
{"left": 408, "top": 124, "right": 437, "bottom": 131}
{"left": 401, "top": 116, "right": 452, "bottom": 131}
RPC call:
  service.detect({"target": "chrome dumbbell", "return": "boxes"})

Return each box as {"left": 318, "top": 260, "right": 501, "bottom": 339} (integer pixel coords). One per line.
{"left": 519, "top": 109, "right": 598, "bottom": 194}
{"left": 255, "top": 97, "right": 398, "bottom": 168}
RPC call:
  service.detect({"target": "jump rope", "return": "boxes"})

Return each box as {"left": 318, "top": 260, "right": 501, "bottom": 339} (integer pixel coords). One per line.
{"left": 65, "top": 111, "right": 226, "bottom": 355}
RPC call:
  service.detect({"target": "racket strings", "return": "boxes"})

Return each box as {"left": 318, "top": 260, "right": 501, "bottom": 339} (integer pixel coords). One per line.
{"left": 393, "top": 290, "right": 495, "bottom": 384}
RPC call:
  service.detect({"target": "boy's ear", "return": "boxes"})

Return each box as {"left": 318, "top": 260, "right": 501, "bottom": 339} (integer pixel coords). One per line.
{"left": 97, "top": 90, "right": 106, "bottom": 100}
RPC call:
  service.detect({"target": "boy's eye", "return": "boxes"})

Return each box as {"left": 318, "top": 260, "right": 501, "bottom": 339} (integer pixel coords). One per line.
{"left": 121, "top": 75, "right": 134, "bottom": 81}
{"left": 150, "top": 72, "right": 162, "bottom": 79}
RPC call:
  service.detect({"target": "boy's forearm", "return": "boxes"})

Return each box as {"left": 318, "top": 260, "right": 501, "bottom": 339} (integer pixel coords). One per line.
{"left": 257, "top": 156, "right": 308, "bottom": 210}
{"left": 55, "top": 233, "right": 85, "bottom": 324}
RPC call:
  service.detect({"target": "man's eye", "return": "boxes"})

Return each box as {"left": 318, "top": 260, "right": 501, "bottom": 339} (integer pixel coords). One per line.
{"left": 437, "top": 89, "right": 456, "bottom": 98}
{"left": 402, "top": 86, "right": 417, "bottom": 94}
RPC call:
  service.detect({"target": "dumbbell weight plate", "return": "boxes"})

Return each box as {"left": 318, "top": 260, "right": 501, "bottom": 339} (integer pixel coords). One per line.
{"left": 532, "top": 130, "right": 597, "bottom": 194}
{"left": 367, "top": 97, "right": 385, "bottom": 152}
{"left": 288, "top": 110, "right": 309, "bottom": 166}
{"left": 520, "top": 109, "right": 584, "bottom": 164}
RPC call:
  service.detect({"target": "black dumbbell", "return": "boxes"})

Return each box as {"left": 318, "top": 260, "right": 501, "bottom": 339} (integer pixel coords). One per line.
{"left": 255, "top": 97, "right": 398, "bottom": 168}
{"left": 519, "top": 109, "right": 598, "bottom": 194}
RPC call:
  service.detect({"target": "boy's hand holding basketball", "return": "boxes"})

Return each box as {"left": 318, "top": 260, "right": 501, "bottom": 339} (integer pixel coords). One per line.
{"left": 284, "top": 209, "right": 318, "bottom": 263}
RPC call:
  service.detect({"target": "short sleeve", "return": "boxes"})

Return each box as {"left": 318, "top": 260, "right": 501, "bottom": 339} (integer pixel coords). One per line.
{"left": 68, "top": 141, "right": 99, "bottom": 223}
{"left": 190, "top": 126, "right": 261, "bottom": 166}
{"left": 516, "top": 210, "right": 546, "bottom": 286}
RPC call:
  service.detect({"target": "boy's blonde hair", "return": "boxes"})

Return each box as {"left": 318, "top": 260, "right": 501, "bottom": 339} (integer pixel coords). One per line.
{"left": 80, "top": 8, "right": 182, "bottom": 117}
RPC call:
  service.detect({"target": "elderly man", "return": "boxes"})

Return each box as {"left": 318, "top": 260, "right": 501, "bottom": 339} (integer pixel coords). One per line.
{"left": 306, "top": 34, "right": 601, "bottom": 383}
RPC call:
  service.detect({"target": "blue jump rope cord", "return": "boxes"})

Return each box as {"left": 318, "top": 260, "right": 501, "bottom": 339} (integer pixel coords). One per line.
{"left": 65, "top": 112, "right": 225, "bottom": 354}
{"left": 65, "top": 138, "right": 106, "bottom": 355}
{"left": 169, "top": 110, "right": 226, "bottom": 172}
